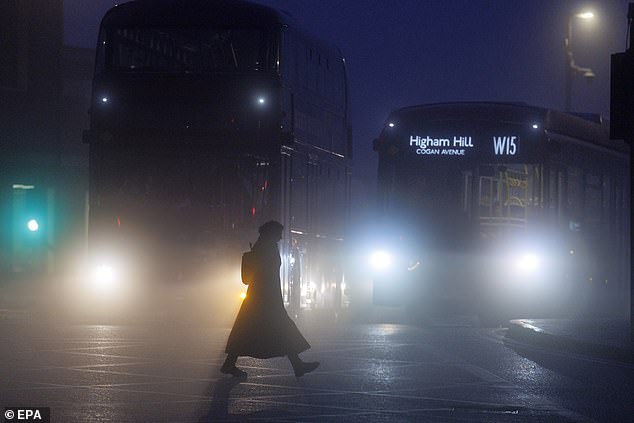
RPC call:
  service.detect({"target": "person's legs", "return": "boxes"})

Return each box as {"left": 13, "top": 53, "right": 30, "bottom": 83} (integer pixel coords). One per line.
{"left": 287, "top": 353, "right": 301, "bottom": 368}
{"left": 288, "top": 353, "right": 319, "bottom": 377}
{"left": 220, "top": 354, "right": 247, "bottom": 377}
{"left": 221, "top": 354, "right": 237, "bottom": 368}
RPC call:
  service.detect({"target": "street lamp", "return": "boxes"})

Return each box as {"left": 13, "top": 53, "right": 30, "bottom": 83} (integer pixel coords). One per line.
{"left": 564, "top": 10, "right": 596, "bottom": 112}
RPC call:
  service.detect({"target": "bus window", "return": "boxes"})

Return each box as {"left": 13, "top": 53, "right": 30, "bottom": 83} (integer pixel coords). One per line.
{"left": 478, "top": 164, "right": 530, "bottom": 233}
{"left": 566, "top": 167, "right": 583, "bottom": 230}
{"left": 584, "top": 172, "right": 603, "bottom": 240}
{"left": 107, "top": 28, "right": 271, "bottom": 73}
{"left": 95, "top": 154, "right": 272, "bottom": 243}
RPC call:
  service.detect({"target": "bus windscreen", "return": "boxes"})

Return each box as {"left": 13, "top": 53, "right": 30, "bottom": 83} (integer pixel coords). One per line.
{"left": 94, "top": 152, "right": 271, "bottom": 244}
{"left": 105, "top": 28, "right": 271, "bottom": 74}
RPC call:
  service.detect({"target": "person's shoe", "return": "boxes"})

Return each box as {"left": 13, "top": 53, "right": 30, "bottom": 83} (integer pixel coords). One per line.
{"left": 293, "top": 361, "right": 320, "bottom": 377}
{"left": 220, "top": 363, "right": 247, "bottom": 378}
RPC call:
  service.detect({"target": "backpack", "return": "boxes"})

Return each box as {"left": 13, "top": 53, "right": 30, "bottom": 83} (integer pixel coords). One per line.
{"left": 241, "top": 244, "right": 257, "bottom": 285}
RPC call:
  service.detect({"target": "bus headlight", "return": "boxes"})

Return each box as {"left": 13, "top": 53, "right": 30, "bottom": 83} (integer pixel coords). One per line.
{"left": 370, "top": 250, "right": 393, "bottom": 271}
{"left": 92, "top": 262, "right": 120, "bottom": 293}
{"left": 514, "top": 253, "right": 541, "bottom": 274}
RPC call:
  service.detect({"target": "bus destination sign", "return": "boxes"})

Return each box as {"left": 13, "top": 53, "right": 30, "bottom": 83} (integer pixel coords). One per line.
{"left": 408, "top": 134, "right": 520, "bottom": 158}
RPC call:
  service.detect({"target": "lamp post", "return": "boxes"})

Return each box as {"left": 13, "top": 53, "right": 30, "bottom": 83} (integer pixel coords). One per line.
{"left": 564, "top": 11, "right": 596, "bottom": 112}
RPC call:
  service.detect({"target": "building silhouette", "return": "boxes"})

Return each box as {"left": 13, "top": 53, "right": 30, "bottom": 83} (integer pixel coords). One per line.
{"left": 0, "top": 1, "right": 93, "bottom": 277}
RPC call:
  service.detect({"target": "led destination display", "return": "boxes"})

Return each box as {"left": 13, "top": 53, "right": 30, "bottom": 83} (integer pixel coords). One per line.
{"left": 386, "top": 123, "right": 544, "bottom": 163}
{"left": 409, "top": 134, "right": 519, "bottom": 157}
{"left": 375, "top": 105, "right": 551, "bottom": 164}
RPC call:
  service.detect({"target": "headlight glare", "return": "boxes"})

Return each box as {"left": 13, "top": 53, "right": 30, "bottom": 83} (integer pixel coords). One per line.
{"left": 92, "top": 262, "right": 120, "bottom": 293}
{"left": 370, "top": 250, "right": 393, "bottom": 271}
{"left": 515, "top": 253, "right": 540, "bottom": 274}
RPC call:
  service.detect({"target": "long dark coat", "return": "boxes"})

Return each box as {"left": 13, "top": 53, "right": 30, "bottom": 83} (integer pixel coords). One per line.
{"left": 225, "top": 238, "right": 310, "bottom": 358}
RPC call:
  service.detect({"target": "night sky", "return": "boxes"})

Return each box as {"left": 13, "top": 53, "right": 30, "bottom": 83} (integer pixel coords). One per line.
{"left": 64, "top": 0, "right": 632, "bottom": 178}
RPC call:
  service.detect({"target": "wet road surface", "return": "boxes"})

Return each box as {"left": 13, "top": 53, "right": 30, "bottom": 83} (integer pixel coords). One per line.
{"left": 1, "top": 317, "right": 632, "bottom": 422}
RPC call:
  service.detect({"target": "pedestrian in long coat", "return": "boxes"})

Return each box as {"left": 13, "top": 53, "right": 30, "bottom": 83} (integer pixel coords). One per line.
{"left": 220, "top": 220, "right": 319, "bottom": 377}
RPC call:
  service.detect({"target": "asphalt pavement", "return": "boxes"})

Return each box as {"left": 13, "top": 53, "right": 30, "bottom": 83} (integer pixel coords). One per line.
{"left": 506, "top": 318, "right": 633, "bottom": 364}
{"left": 1, "top": 278, "right": 633, "bottom": 422}
{"left": 1, "top": 310, "right": 633, "bottom": 422}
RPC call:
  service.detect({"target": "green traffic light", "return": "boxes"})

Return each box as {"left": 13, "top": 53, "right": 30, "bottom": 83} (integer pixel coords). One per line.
{"left": 27, "top": 219, "right": 39, "bottom": 232}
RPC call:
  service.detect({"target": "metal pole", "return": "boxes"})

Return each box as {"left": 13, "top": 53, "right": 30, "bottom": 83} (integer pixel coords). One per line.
{"left": 627, "top": 134, "right": 634, "bottom": 342}
{"left": 565, "top": 17, "right": 572, "bottom": 112}
{"left": 610, "top": 3, "right": 633, "bottom": 340}
{"left": 623, "top": 2, "right": 634, "bottom": 344}
{"left": 627, "top": 1, "right": 634, "bottom": 346}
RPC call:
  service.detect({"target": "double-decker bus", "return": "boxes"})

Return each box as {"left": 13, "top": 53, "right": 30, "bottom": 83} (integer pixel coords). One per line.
{"left": 82, "top": 0, "right": 351, "bottom": 319}
{"left": 371, "top": 102, "right": 629, "bottom": 322}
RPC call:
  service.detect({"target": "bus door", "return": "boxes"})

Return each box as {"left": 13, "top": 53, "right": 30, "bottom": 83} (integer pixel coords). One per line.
{"left": 478, "top": 164, "right": 530, "bottom": 234}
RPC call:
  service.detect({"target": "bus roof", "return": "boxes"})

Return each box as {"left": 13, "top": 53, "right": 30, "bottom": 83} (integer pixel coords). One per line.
{"left": 100, "top": 0, "right": 291, "bottom": 28}
{"left": 386, "top": 102, "right": 628, "bottom": 155}
{"left": 98, "top": 0, "right": 345, "bottom": 72}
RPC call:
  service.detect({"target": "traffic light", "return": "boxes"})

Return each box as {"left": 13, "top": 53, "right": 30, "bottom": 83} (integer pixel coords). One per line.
{"left": 10, "top": 184, "right": 54, "bottom": 273}
{"left": 27, "top": 219, "right": 40, "bottom": 233}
